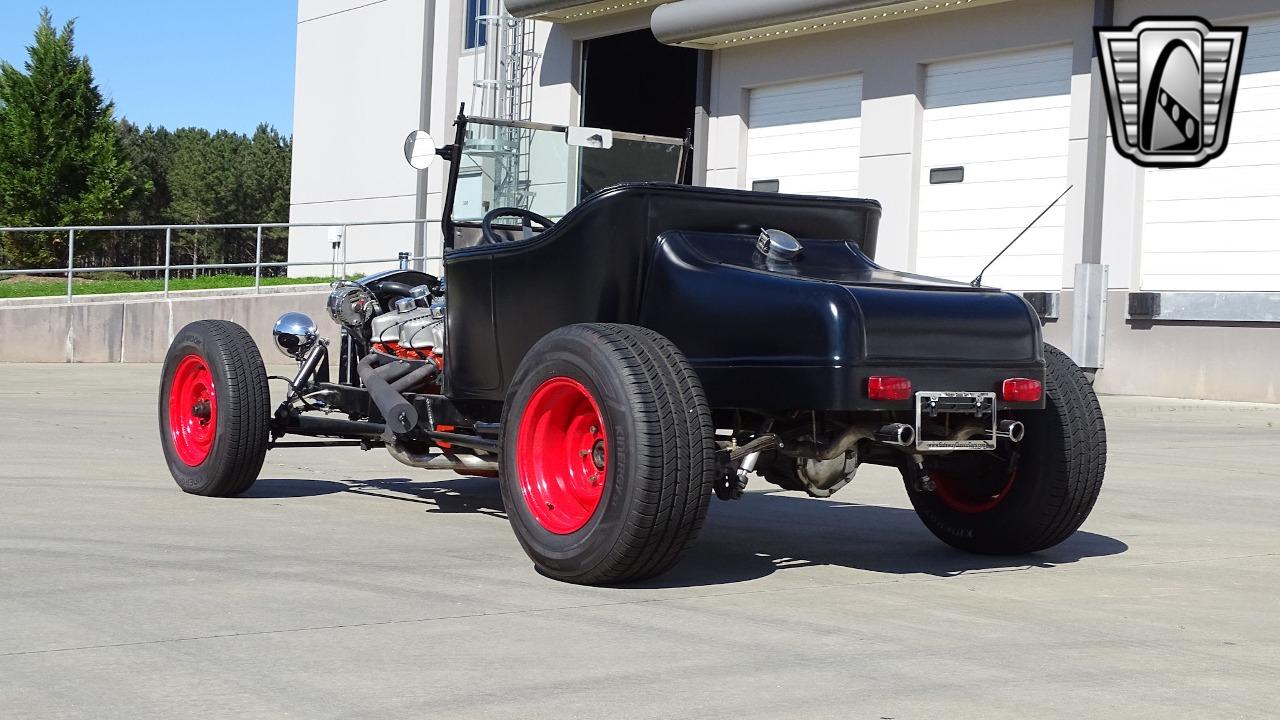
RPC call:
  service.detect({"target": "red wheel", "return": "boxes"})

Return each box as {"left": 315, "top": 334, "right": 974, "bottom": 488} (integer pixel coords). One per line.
{"left": 516, "top": 377, "right": 608, "bottom": 534}
{"left": 903, "top": 344, "right": 1106, "bottom": 554}
{"left": 168, "top": 355, "right": 218, "bottom": 466}
{"left": 500, "top": 324, "right": 717, "bottom": 585}
{"left": 931, "top": 467, "right": 1016, "bottom": 514}
{"left": 160, "top": 320, "right": 270, "bottom": 497}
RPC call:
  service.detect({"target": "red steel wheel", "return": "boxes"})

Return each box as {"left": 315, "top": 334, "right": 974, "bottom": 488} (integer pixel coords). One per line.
{"left": 931, "top": 467, "right": 1017, "bottom": 515}
{"left": 903, "top": 343, "right": 1106, "bottom": 555}
{"left": 160, "top": 320, "right": 270, "bottom": 497}
{"left": 168, "top": 354, "right": 218, "bottom": 466}
{"left": 516, "top": 376, "right": 608, "bottom": 535}
{"left": 500, "top": 324, "right": 717, "bottom": 584}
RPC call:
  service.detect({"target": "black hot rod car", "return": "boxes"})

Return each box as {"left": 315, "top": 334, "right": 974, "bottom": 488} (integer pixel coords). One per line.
{"left": 160, "top": 114, "right": 1105, "bottom": 584}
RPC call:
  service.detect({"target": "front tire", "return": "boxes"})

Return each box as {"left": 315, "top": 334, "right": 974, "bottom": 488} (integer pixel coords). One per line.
{"left": 905, "top": 343, "right": 1106, "bottom": 553}
{"left": 159, "top": 320, "right": 271, "bottom": 497}
{"left": 500, "top": 324, "right": 716, "bottom": 585}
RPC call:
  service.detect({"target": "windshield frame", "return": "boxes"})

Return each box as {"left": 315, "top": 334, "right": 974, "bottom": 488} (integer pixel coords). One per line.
{"left": 440, "top": 113, "right": 692, "bottom": 251}
{"left": 464, "top": 115, "right": 689, "bottom": 147}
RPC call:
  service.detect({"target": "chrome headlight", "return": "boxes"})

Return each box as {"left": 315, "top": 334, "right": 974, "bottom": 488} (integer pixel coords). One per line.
{"left": 326, "top": 281, "right": 380, "bottom": 329}
{"left": 272, "top": 312, "right": 318, "bottom": 360}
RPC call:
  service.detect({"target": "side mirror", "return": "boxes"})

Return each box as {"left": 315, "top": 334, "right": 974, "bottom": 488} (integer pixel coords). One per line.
{"left": 404, "top": 130, "right": 437, "bottom": 170}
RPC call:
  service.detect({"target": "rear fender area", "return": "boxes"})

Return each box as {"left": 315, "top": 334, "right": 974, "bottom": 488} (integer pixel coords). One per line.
{"left": 639, "top": 230, "right": 1045, "bottom": 413}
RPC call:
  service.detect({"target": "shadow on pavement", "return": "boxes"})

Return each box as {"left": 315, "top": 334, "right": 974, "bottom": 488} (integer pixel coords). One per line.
{"left": 245, "top": 476, "right": 507, "bottom": 517}
{"left": 646, "top": 491, "right": 1127, "bottom": 588}
{"left": 244, "top": 477, "right": 1127, "bottom": 587}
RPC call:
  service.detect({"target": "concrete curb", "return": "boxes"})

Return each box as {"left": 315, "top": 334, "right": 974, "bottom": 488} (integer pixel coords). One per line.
{"left": 0, "top": 287, "right": 331, "bottom": 363}
{"left": 0, "top": 283, "right": 332, "bottom": 309}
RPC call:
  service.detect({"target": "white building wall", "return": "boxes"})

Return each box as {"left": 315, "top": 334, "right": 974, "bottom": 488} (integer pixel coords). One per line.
{"left": 1138, "top": 14, "right": 1280, "bottom": 291}
{"left": 916, "top": 45, "right": 1073, "bottom": 291}
{"left": 287, "top": 0, "right": 1280, "bottom": 400}
{"left": 706, "top": 0, "right": 1098, "bottom": 277}
{"left": 288, "top": 0, "right": 433, "bottom": 277}
{"left": 290, "top": 0, "right": 1280, "bottom": 290}
{"left": 745, "top": 75, "right": 863, "bottom": 197}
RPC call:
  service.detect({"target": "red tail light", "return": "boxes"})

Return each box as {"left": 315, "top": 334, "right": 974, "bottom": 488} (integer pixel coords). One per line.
{"left": 867, "top": 376, "right": 912, "bottom": 401}
{"left": 1002, "top": 378, "right": 1043, "bottom": 403}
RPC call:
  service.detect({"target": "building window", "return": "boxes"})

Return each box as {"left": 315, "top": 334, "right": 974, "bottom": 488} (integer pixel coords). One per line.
{"left": 465, "top": 0, "right": 488, "bottom": 49}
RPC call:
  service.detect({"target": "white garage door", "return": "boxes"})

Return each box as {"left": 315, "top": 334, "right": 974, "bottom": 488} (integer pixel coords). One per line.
{"left": 917, "top": 46, "right": 1072, "bottom": 290}
{"left": 1141, "top": 17, "right": 1280, "bottom": 291}
{"left": 746, "top": 75, "right": 862, "bottom": 197}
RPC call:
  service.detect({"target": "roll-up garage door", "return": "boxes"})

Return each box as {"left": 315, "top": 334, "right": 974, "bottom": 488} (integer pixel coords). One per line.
{"left": 917, "top": 46, "right": 1072, "bottom": 290}
{"left": 1141, "top": 17, "right": 1280, "bottom": 291}
{"left": 746, "top": 74, "right": 862, "bottom": 197}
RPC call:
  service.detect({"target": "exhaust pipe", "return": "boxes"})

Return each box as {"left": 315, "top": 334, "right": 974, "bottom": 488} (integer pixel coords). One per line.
{"left": 386, "top": 442, "right": 500, "bottom": 473}
{"left": 358, "top": 354, "right": 420, "bottom": 434}
{"left": 997, "top": 420, "right": 1025, "bottom": 443}
{"left": 875, "top": 423, "right": 915, "bottom": 447}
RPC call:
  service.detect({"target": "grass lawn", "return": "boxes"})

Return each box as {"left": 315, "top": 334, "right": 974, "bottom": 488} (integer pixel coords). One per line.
{"left": 0, "top": 273, "right": 337, "bottom": 299}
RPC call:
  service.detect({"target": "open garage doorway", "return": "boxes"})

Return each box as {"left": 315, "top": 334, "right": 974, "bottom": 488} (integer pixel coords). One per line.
{"left": 582, "top": 29, "right": 698, "bottom": 138}
{"left": 580, "top": 29, "right": 699, "bottom": 192}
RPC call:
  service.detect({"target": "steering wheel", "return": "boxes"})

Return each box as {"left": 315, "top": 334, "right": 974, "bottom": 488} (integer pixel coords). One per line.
{"left": 481, "top": 207, "right": 554, "bottom": 245}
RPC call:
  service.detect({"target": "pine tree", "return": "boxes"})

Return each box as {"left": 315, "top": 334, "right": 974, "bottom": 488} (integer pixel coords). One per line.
{"left": 0, "top": 9, "right": 137, "bottom": 268}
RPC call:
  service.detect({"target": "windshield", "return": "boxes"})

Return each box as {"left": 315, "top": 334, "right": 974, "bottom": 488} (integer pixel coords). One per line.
{"left": 451, "top": 117, "right": 685, "bottom": 224}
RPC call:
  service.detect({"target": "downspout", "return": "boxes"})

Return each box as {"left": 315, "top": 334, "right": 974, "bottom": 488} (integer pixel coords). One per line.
{"left": 692, "top": 49, "right": 713, "bottom": 186}
{"left": 414, "top": 0, "right": 437, "bottom": 271}
{"left": 1072, "top": 0, "right": 1114, "bottom": 371}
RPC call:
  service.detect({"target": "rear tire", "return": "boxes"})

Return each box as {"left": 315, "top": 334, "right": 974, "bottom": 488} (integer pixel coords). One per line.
{"left": 159, "top": 320, "right": 271, "bottom": 497}
{"left": 500, "top": 323, "right": 716, "bottom": 585}
{"left": 904, "top": 343, "right": 1106, "bottom": 553}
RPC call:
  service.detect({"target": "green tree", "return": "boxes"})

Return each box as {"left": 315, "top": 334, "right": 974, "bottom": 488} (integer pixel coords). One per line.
{"left": 0, "top": 9, "right": 139, "bottom": 267}
{"left": 116, "top": 120, "right": 167, "bottom": 225}
{"left": 157, "top": 124, "right": 291, "bottom": 273}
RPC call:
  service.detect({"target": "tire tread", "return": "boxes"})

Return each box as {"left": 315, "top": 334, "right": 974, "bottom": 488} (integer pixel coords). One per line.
{"left": 160, "top": 320, "right": 270, "bottom": 497}
{"left": 906, "top": 342, "right": 1106, "bottom": 554}
{"left": 501, "top": 323, "right": 716, "bottom": 585}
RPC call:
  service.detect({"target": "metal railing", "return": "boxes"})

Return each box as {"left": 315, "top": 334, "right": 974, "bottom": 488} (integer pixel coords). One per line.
{"left": 0, "top": 219, "right": 441, "bottom": 302}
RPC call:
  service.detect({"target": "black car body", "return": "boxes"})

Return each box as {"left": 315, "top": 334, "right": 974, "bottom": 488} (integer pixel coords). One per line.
{"left": 444, "top": 182, "right": 1044, "bottom": 412}
{"left": 159, "top": 113, "right": 1103, "bottom": 585}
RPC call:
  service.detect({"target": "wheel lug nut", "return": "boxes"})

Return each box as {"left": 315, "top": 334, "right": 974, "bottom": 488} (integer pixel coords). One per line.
{"left": 589, "top": 426, "right": 598, "bottom": 435}
{"left": 546, "top": 502, "right": 555, "bottom": 510}
{"left": 590, "top": 474, "right": 599, "bottom": 486}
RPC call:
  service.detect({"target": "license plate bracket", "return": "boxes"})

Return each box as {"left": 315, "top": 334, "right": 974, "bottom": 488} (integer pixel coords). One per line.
{"left": 914, "top": 391, "right": 998, "bottom": 451}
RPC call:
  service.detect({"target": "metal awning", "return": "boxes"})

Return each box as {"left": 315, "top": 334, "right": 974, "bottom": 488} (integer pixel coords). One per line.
{"left": 506, "top": 0, "right": 1015, "bottom": 48}
{"left": 505, "top": 0, "right": 677, "bottom": 22}
{"left": 650, "top": 0, "right": 1014, "bottom": 48}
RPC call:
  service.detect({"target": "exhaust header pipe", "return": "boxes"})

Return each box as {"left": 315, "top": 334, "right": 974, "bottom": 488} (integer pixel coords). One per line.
{"left": 358, "top": 354, "right": 421, "bottom": 434}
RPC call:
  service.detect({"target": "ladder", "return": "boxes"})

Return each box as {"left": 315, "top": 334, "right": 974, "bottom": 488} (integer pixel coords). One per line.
{"left": 470, "top": 2, "right": 541, "bottom": 209}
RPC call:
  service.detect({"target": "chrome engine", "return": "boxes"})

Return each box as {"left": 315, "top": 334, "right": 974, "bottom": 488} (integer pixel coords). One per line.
{"left": 327, "top": 280, "right": 446, "bottom": 359}
{"left": 370, "top": 295, "right": 445, "bottom": 354}
{"left": 326, "top": 281, "right": 381, "bottom": 329}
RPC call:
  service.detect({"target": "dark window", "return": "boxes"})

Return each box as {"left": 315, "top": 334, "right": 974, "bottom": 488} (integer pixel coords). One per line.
{"left": 752, "top": 179, "right": 781, "bottom": 193}
{"left": 929, "top": 166, "right": 965, "bottom": 184}
{"left": 465, "top": 0, "right": 488, "bottom": 49}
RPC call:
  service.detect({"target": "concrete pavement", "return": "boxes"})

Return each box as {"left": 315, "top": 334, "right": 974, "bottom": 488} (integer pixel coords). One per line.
{"left": 1, "top": 363, "right": 1277, "bottom": 718}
